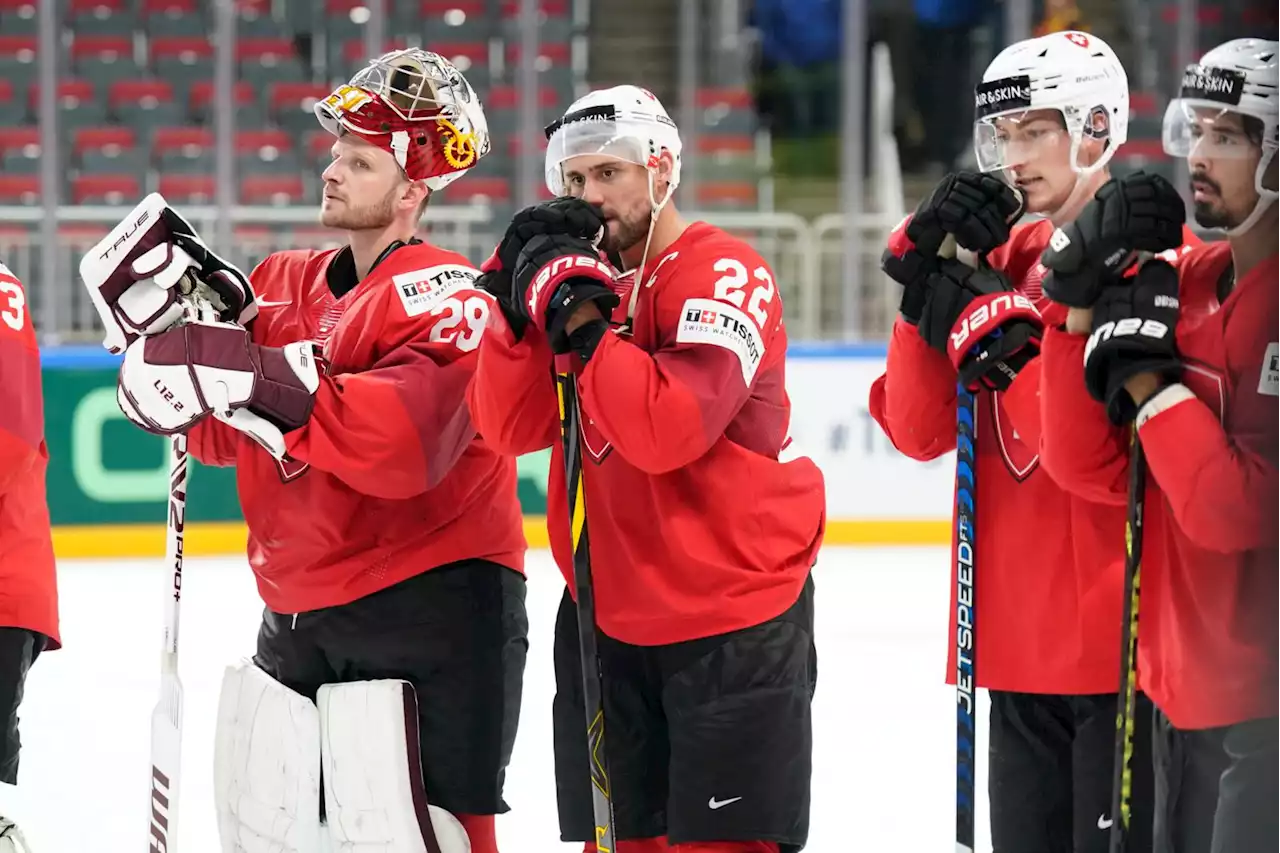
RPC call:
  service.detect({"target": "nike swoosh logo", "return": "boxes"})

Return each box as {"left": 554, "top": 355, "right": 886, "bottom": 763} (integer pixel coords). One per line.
{"left": 255, "top": 298, "right": 291, "bottom": 308}
{"left": 708, "top": 796, "right": 742, "bottom": 810}
{"left": 1098, "top": 815, "right": 1114, "bottom": 829}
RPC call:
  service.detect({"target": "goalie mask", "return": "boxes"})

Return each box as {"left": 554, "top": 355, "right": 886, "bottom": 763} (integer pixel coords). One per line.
{"left": 973, "top": 31, "right": 1130, "bottom": 176}
{"left": 1162, "top": 38, "right": 1279, "bottom": 236}
{"left": 315, "top": 48, "right": 490, "bottom": 191}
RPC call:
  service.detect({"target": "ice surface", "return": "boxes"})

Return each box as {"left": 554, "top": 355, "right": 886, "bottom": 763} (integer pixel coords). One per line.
{"left": 5, "top": 546, "right": 994, "bottom": 852}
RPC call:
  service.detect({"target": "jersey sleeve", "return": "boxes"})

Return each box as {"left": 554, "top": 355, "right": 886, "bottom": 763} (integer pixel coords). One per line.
{"left": 467, "top": 313, "right": 560, "bottom": 456}
{"left": 1037, "top": 325, "right": 1130, "bottom": 505}
{"left": 282, "top": 271, "right": 491, "bottom": 500}
{"left": 576, "top": 249, "right": 779, "bottom": 474}
{"left": 1137, "top": 385, "right": 1278, "bottom": 552}
{"left": 0, "top": 265, "right": 43, "bottom": 495}
{"left": 867, "top": 317, "right": 959, "bottom": 461}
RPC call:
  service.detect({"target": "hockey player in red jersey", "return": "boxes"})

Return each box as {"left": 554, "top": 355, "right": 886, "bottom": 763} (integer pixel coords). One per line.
{"left": 468, "top": 85, "right": 825, "bottom": 853}
{"left": 1039, "top": 38, "right": 1279, "bottom": 852}
{"left": 0, "top": 260, "right": 59, "bottom": 790}
{"left": 79, "top": 49, "right": 526, "bottom": 853}
{"left": 869, "top": 31, "right": 1197, "bottom": 852}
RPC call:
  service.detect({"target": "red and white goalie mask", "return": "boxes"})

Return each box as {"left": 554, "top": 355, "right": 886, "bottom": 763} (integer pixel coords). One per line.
{"left": 314, "top": 48, "right": 491, "bottom": 191}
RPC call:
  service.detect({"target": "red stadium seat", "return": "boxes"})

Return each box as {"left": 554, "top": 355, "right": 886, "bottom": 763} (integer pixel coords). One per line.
{"left": 190, "top": 79, "right": 256, "bottom": 114}
{"left": 236, "top": 37, "right": 296, "bottom": 64}
{"left": 486, "top": 85, "right": 560, "bottom": 110}
{"left": 240, "top": 175, "right": 306, "bottom": 205}
{"left": 71, "top": 35, "right": 132, "bottom": 63}
{"left": 0, "top": 175, "right": 39, "bottom": 203}
{"left": 499, "top": 0, "right": 568, "bottom": 17}
{"left": 153, "top": 126, "right": 214, "bottom": 156}
{"left": 0, "top": 35, "right": 36, "bottom": 60}
{"left": 269, "top": 81, "right": 332, "bottom": 115}
{"left": 695, "top": 181, "right": 758, "bottom": 208}
{"left": 427, "top": 41, "right": 488, "bottom": 74}
{"left": 438, "top": 176, "right": 511, "bottom": 205}
{"left": 72, "top": 173, "right": 141, "bottom": 204}
{"left": 109, "top": 78, "right": 175, "bottom": 109}
{"left": 505, "top": 40, "right": 570, "bottom": 68}
{"left": 0, "top": 125, "right": 39, "bottom": 152}
{"left": 142, "top": 0, "right": 196, "bottom": 13}
{"left": 149, "top": 36, "right": 213, "bottom": 64}
{"left": 27, "top": 79, "right": 95, "bottom": 111}
{"left": 341, "top": 37, "right": 411, "bottom": 65}
{"left": 69, "top": 0, "right": 126, "bottom": 13}
{"left": 73, "top": 125, "right": 137, "bottom": 155}
{"left": 157, "top": 173, "right": 215, "bottom": 204}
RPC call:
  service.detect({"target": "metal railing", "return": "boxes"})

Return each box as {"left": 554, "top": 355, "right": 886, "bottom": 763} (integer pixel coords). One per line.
{"left": 2, "top": 206, "right": 905, "bottom": 344}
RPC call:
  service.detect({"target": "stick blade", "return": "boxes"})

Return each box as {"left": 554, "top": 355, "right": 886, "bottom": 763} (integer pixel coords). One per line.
{"left": 148, "top": 673, "right": 183, "bottom": 851}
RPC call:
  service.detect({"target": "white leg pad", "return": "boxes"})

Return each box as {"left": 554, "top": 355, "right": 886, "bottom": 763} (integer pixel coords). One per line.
{"left": 318, "top": 680, "right": 470, "bottom": 853}
{"left": 214, "top": 661, "right": 323, "bottom": 853}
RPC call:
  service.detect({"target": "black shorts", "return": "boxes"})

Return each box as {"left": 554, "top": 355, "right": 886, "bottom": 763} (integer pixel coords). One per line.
{"left": 0, "top": 627, "right": 45, "bottom": 785}
{"left": 253, "top": 559, "right": 528, "bottom": 816}
{"left": 988, "top": 689, "right": 1155, "bottom": 853}
{"left": 552, "top": 575, "right": 817, "bottom": 850}
{"left": 1153, "top": 709, "right": 1278, "bottom": 853}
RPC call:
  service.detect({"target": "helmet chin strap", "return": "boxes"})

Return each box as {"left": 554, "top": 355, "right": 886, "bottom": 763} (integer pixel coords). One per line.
{"left": 1046, "top": 157, "right": 1108, "bottom": 226}
{"left": 620, "top": 168, "right": 675, "bottom": 331}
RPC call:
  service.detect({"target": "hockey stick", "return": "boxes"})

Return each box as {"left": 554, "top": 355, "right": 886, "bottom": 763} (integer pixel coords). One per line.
{"left": 554, "top": 354, "right": 617, "bottom": 853}
{"left": 936, "top": 233, "right": 979, "bottom": 853}
{"left": 1109, "top": 434, "right": 1147, "bottom": 853}
{"left": 148, "top": 433, "right": 189, "bottom": 852}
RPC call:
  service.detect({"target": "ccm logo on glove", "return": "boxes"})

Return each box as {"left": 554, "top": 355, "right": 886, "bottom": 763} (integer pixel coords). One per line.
{"left": 950, "top": 292, "right": 1038, "bottom": 351}
{"left": 526, "top": 255, "right": 615, "bottom": 318}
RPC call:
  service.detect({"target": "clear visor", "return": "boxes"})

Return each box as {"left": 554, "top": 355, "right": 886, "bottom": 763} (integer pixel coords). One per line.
{"left": 1162, "top": 99, "right": 1259, "bottom": 159}
{"left": 973, "top": 110, "right": 1072, "bottom": 173}
{"left": 544, "top": 119, "right": 650, "bottom": 195}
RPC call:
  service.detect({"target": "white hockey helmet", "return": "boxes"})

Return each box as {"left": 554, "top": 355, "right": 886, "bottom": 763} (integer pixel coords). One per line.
{"left": 973, "top": 31, "right": 1130, "bottom": 175}
{"left": 314, "top": 47, "right": 490, "bottom": 192}
{"left": 1162, "top": 38, "right": 1279, "bottom": 235}
{"left": 543, "top": 84, "right": 683, "bottom": 199}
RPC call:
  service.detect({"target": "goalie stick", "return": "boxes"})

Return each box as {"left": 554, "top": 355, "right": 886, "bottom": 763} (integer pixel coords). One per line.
{"left": 554, "top": 354, "right": 617, "bottom": 853}
{"left": 148, "top": 432, "right": 188, "bottom": 852}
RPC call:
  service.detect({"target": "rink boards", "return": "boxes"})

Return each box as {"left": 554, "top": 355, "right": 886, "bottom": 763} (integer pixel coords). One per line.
{"left": 42, "top": 344, "right": 956, "bottom": 557}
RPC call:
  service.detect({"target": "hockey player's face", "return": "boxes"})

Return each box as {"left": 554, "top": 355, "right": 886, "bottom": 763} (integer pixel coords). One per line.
{"left": 320, "top": 136, "right": 408, "bottom": 231}
{"left": 564, "top": 156, "right": 657, "bottom": 255}
{"left": 995, "top": 111, "right": 1076, "bottom": 212}
{"left": 1185, "top": 110, "right": 1264, "bottom": 230}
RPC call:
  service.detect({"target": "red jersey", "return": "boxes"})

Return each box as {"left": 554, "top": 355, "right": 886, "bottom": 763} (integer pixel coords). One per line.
{"left": 188, "top": 242, "right": 525, "bottom": 615}
{"left": 468, "top": 222, "right": 826, "bottom": 646}
{"left": 0, "top": 261, "right": 59, "bottom": 648}
{"left": 1040, "top": 241, "right": 1278, "bottom": 729}
{"left": 869, "top": 219, "right": 1199, "bottom": 694}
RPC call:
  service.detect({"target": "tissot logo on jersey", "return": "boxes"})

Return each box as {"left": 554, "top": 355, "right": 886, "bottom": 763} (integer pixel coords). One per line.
{"left": 676, "top": 298, "right": 765, "bottom": 384}
{"left": 392, "top": 264, "right": 477, "bottom": 317}
{"left": 1259, "top": 342, "right": 1279, "bottom": 397}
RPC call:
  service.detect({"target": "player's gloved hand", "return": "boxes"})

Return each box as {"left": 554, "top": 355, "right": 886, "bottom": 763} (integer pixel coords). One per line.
{"left": 80, "top": 193, "right": 259, "bottom": 354}
{"left": 918, "top": 258, "right": 1043, "bottom": 392}
{"left": 1041, "top": 170, "right": 1186, "bottom": 308}
{"left": 481, "top": 197, "right": 606, "bottom": 342}
{"left": 118, "top": 318, "right": 321, "bottom": 458}
{"left": 513, "top": 233, "right": 619, "bottom": 354}
{"left": 1083, "top": 259, "right": 1181, "bottom": 425}
{"left": 882, "top": 172, "right": 1023, "bottom": 324}
{"left": 159, "top": 206, "right": 259, "bottom": 327}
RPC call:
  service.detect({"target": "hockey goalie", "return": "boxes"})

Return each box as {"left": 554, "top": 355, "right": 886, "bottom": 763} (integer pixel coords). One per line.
{"left": 78, "top": 48, "right": 531, "bottom": 853}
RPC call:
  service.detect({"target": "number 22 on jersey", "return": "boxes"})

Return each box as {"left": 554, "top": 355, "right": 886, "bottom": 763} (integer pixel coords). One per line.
{"left": 712, "top": 257, "right": 775, "bottom": 330}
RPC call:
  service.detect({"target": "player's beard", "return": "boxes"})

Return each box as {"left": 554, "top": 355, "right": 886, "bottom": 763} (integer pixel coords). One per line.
{"left": 600, "top": 204, "right": 652, "bottom": 257}
{"left": 321, "top": 184, "right": 398, "bottom": 231}
{"left": 1189, "top": 173, "right": 1236, "bottom": 229}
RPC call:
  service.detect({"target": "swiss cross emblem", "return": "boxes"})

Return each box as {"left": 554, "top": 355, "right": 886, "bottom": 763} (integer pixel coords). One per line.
{"left": 1066, "top": 32, "right": 1090, "bottom": 48}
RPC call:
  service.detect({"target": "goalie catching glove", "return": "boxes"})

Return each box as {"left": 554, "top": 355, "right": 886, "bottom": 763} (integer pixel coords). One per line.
{"left": 80, "top": 193, "right": 259, "bottom": 353}
{"left": 513, "top": 232, "right": 619, "bottom": 354}
{"left": 1083, "top": 258, "right": 1182, "bottom": 425}
{"left": 117, "top": 319, "right": 321, "bottom": 459}
{"left": 917, "top": 257, "right": 1043, "bottom": 392}
{"left": 1040, "top": 170, "right": 1187, "bottom": 308}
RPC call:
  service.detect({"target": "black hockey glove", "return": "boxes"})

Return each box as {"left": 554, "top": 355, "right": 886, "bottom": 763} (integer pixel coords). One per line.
{"left": 1041, "top": 170, "right": 1186, "bottom": 308}
{"left": 513, "top": 232, "right": 619, "bottom": 355}
{"left": 917, "top": 258, "right": 1043, "bottom": 391}
{"left": 481, "top": 197, "right": 607, "bottom": 342}
{"left": 883, "top": 171, "right": 1023, "bottom": 324}
{"left": 1083, "top": 259, "right": 1182, "bottom": 424}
